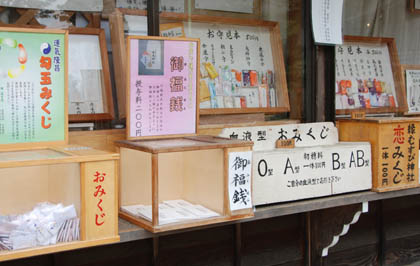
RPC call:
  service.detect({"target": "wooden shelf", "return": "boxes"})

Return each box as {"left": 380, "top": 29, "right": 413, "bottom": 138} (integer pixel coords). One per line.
{"left": 118, "top": 187, "right": 420, "bottom": 241}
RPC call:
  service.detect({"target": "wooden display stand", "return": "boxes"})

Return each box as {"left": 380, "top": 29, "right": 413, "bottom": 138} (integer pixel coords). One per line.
{"left": 115, "top": 135, "right": 254, "bottom": 233}
{"left": 338, "top": 117, "right": 420, "bottom": 192}
{"left": 0, "top": 146, "right": 119, "bottom": 262}
{"left": 0, "top": 27, "right": 119, "bottom": 262}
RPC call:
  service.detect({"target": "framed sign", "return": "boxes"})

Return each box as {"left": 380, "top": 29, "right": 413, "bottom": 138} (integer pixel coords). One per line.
{"left": 110, "top": 9, "right": 289, "bottom": 117}
{"left": 127, "top": 36, "right": 199, "bottom": 139}
{"left": 401, "top": 64, "right": 420, "bottom": 115}
{"left": 335, "top": 36, "right": 407, "bottom": 115}
{"left": 68, "top": 27, "right": 114, "bottom": 122}
{"left": 409, "top": 0, "right": 420, "bottom": 14}
{"left": 0, "top": 27, "right": 68, "bottom": 149}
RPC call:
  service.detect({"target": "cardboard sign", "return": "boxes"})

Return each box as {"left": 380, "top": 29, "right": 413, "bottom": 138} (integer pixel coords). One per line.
{"left": 127, "top": 36, "right": 199, "bottom": 139}
{"left": 0, "top": 28, "right": 67, "bottom": 147}
{"left": 219, "top": 122, "right": 338, "bottom": 151}
{"left": 253, "top": 142, "right": 372, "bottom": 205}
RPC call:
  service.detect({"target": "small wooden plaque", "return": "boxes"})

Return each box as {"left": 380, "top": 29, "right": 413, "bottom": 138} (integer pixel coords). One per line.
{"left": 351, "top": 111, "right": 366, "bottom": 119}
{"left": 276, "top": 139, "right": 295, "bottom": 149}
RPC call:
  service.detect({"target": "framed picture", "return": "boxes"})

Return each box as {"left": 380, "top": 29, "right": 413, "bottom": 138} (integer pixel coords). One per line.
{"left": 68, "top": 27, "right": 114, "bottom": 122}
{"left": 335, "top": 36, "right": 407, "bottom": 115}
{"left": 401, "top": 64, "right": 420, "bottom": 115}
{"left": 409, "top": 0, "right": 420, "bottom": 14}
{"left": 110, "top": 9, "right": 290, "bottom": 117}
{"left": 0, "top": 27, "right": 68, "bottom": 149}
{"left": 126, "top": 36, "right": 200, "bottom": 139}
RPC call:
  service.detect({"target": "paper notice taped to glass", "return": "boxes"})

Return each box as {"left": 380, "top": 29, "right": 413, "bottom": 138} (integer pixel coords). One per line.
{"left": 311, "top": 0, "right": 344, "bottom": 45}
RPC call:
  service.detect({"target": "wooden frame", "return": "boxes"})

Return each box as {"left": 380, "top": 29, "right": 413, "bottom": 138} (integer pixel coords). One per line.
{"left": 109, "top": 9, "right": 289, "bottom": 118}
{"left": 116, "top": 135, "right": 254, "bottom": 233}
{"left": 126, "top": 35, "right": 200, "bottom": 140}
{"left": 335, "top": 36, "right": 407, "bottom": 115}
{"left": 409, "top": 0, "right": 420, "bottom": 14}
{"left": 68, "top": 27, "right": 115, "bottom": 122}
{"left": 401, "top": 64, "right": 420, "bottom": 116}
{"left": 0, "top": 27, "right": 68, "bottom": 150}
{"left": 0, "top": 146, "right": 120, "bottom": 262}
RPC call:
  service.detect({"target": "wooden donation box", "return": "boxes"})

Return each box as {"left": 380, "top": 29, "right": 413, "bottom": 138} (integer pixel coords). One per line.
{"left": 218, "top": 122, "right": 373, "bottom": 205}
{"left": 116, "top": 136, "right": 254, "bottom": 233}
{"left": 339, "top": 118, "right": 420, "bottom": 192}
{"left": 0, "top": 28, "right": 119, "bottom": 261}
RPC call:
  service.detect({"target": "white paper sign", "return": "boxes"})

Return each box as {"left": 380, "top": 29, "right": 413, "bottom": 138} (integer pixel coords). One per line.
{"left": 161, "top": 27, "right": 184, "bottom": 38}
{"left": 68, "top": 34, "right": 104, "bottom": 115}
{"left": 406, "top": 70, "right": 420, "bottom": 113}
{"left": 228, "top": 151, "right": 252, "bottom": 211}
{"left": 124, "top": 15, "right": 148, "bottom": 36}
{"left": 220, "top": 122, "right": 338, "bottom": 151}
{"left": 311, "top": 0, "right": 343, "bottom": 45}
{"left": 253, "top": 142, "right": 372, "bottom": 205}
{"left": 195, "top": 0, "right": 254, "bottom": 14}
{"left": 335, "top": 42, "right": 398, "bottom": 110}
{"left": 185, "top": 22, "right": 274, "bottom": 72}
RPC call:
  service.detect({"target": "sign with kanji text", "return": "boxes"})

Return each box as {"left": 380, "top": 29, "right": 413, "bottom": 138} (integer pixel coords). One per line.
{"left": 377, "top": 122, "right": 420, "bottom": 189}
{"left": 335, "top": 36, "right": 407, "bottom": 114}
{"left": 219, "top": 122, "right": 338, "bottom": 151}
{"left": 253, "top": 142, "right": 372, "bottom": 205}
{"left": 0, "top": 28, "right": 67, "bottom": 147}
{"left": 228, "top": 151, "right": 252, "bottom": 211}
{"left": 127, "top": 36, "right": 199, "bottom": 139}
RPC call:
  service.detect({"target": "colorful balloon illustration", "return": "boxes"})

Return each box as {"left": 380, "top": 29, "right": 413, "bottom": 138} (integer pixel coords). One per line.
{"left": 0, "top": 37, "right": 28, "bottom": 78}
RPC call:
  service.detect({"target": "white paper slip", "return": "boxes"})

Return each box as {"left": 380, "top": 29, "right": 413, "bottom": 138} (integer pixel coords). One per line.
{"left": 311, "top": 0, "right": 344, "bottom": 45}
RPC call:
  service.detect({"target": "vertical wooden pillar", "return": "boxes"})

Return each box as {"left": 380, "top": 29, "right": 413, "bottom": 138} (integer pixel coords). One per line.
{"left": 234, "top": 223, "right": 242, "bottom": 266}
{"left": 147, "top": 0, "right": 160, "bottom": 36}
{"left": 287, "top": 0, "right": 304, "bottom": 120}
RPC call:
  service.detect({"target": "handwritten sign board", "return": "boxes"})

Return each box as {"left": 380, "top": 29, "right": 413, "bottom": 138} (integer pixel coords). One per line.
{"left": 335, "top": 36, "right": 406, "bottom": 115}
{"left": 127, "top": 36, "right": 199, "bottom": 139}
{"left": 0, "top": 28, "right": 67, "bottom": 148}
{"left": 253, "top": 142, "right": 372, "bottom": 205}
{"left": 219, "top": 122, "right": 338, "bottom": 151}
{"left": 405, "top": 69, "right": 420, "bottom": 114}
{"left": 228, "top": 151, "right": 252, "bottom": 211}
{"left": 83, "top": 160, "right": 117, "bottom": 240}
{"left": 338, "top": 118, "right": 420, "bottom": 192}
{"left": 377, "top": 123, "right": 419, "bottom": 190}
{"left": 184, "top": 22, "right": 278, "bottom": 109}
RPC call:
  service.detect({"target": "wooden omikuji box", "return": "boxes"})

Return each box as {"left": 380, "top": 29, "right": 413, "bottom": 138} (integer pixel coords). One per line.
{"left": 0, "top": 146, "right": 119, "bottom": 262}
{"left": 115, "top": 135, "right": 254, "bottom": 233}
{"left": 339, "top": 118, "right": 420, "bottom": 192}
